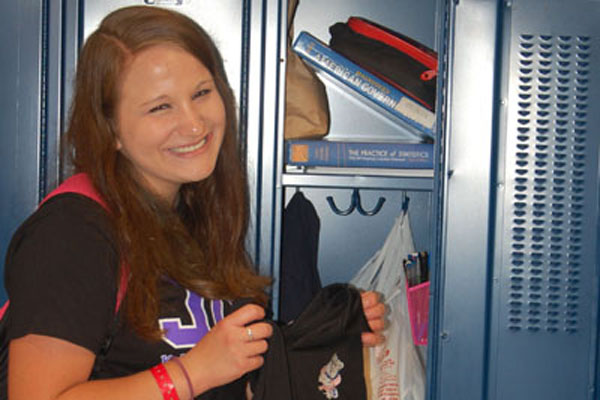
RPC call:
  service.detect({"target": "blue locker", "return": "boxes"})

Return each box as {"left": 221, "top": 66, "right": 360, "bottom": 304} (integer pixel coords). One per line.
{"left": 492, "top": 0, "right": 599, "bottom": 398}
{"left": 0, "top": 1, "right": 598, "bottom": 399}
{"left": 0, "top": 1, "right": 46, "bottom": 305}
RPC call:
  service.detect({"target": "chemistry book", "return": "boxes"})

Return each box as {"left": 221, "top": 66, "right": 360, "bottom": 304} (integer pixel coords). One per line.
{"left": 285, "top": 140, "right": 433, "bottom": 169}
{"left": 292, "top": 31, "right": 436, "bottom": 140}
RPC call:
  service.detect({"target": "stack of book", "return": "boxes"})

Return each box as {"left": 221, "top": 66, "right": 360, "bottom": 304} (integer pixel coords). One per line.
{"left": 286, "top": 28, "right": 436, "bottom": 175}
{"left": 292, "top": 30, "right": 436, "bottom": 142}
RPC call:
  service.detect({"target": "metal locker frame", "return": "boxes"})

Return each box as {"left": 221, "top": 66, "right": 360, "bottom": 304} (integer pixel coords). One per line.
{"left": 0, "top": 1, "right": 48, "bottom": 304}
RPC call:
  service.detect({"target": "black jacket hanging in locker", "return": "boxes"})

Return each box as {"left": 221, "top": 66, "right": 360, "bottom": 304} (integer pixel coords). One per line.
{"left": 250, "top": 283, "right": 370, "bottom": 400}
{"left": 279, "top": 191, "right": 322, "bottom": 323}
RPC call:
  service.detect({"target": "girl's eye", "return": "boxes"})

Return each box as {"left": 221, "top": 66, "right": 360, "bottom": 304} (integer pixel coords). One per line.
{"left": 193, "top": 88, "right": 211, "bottom": 99}
{"left": 149, "top": 103, "right": 170, "bottom": 113}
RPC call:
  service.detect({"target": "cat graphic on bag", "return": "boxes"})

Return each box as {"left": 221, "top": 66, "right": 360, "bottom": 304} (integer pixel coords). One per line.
{"left": 318, "top": 353, "right": 345, "bottom": 399}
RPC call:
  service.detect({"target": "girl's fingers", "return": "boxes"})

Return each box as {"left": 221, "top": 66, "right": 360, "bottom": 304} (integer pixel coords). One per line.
{"left": 360, "top": 291, "right": 381, "bottom": 308}
{"left": 227, "top": 304, "right": 266, "bottom": 327}
{"left": 366, "top": 315, "right": 386, "bottom": 332}
{"left": 361, "top": 332, "right": 386, "bottom": 347}
{"left": 360, "top": 291, "right": 387, "bottom": 347}
{"left": 245, "top": 339, "right": 269, "bottom": 355}
{"left": 243, "top": 321, "right": 273, "bottom": 342}
{"left": 364, "top": 302, "right": 386, "bottom": 321}
{"left": 246, "top": 355, "right": 265, "bottom": 370}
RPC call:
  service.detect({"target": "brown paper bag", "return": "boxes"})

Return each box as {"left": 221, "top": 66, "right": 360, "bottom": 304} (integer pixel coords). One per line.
{"left": 284, "top": 0, "right": 330, "bottom": 139}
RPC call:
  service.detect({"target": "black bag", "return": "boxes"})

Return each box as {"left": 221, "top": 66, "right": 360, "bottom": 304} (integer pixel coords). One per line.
{"left": 329, "top": 17, "right": 438, "bottom": 111}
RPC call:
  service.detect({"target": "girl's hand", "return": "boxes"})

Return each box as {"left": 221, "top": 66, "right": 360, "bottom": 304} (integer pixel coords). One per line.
{"left": 181, "top": 304, "right": 272, "bottom": 395}
{"left": 360, "top": 291, "right": 386, "bottom": 347}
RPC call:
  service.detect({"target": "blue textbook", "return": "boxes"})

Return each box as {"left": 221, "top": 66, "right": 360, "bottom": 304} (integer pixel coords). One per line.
{"left": 286, "top": 140, "right": 433, "bottom": 169}
{"left": 293, "top": 31, "right": 436, "bottom": 140}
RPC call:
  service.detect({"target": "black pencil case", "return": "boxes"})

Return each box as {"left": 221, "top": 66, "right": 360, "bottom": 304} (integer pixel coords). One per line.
{"left": 329, "top": 17, "right": 438, "bottom": 111}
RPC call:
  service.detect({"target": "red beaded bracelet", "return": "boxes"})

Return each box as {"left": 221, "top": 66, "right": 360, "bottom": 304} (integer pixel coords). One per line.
{"left": 150, "top": 363, "right": 180, "bottom": 400}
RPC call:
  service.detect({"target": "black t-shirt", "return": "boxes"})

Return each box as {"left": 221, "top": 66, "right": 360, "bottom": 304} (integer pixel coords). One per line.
{"left": 4, "top": 194, "right": 245, "bottom": 399}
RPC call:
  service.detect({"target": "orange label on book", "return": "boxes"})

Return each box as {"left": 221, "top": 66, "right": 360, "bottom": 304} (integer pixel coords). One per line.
{"left": 290, "top": 144, "right": 309, "bottom": 162}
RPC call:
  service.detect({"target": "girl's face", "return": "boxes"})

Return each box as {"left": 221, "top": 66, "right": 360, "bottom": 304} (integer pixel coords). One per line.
{"left": 115, "top": 44, "right": 226, "bottom": 202}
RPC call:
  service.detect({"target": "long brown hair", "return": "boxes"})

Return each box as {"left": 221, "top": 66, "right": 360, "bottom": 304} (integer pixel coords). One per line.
{"left": 64, "top": 6, "right": 270, "bottom": 340}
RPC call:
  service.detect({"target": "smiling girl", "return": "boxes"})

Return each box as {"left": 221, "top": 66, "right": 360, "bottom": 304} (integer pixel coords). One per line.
{"left": 4, "top": 6, "right": 384, "bottom": 400}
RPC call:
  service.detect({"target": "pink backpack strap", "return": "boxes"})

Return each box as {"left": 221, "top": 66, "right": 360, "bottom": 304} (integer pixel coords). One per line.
{"left": 40, "top": 173, "right": 107, "bottom": 210}
{"left": 0, "top": 301, "right": 8, "bottom": 320}
{"left": 41, "top": 173, "right": 127, "bottom": 313}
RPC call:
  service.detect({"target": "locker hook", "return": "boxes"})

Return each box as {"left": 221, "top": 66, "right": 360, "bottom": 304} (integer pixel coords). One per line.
{"left": 401, "top": 191, "right": 410, "bottom": 214}
{"left": 356, "top": 190, "right": 386, "bottom": 216}
{"left": 326, "top": 189, "right": 386, "bottom": 216}
{"left": 326, "top": 189, "right": 358, "bottom": 216}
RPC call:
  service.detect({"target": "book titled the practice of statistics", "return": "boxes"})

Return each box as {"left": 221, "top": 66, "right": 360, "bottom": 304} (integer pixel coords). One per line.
{"left": 285, "top": 139, "right": 433, "bottom": 169}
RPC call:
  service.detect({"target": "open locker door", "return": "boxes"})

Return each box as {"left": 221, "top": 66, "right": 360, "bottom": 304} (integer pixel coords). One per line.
{"left": 489, "top": 0, "right": 599, "bottom": 398}
{"left": 436, "top": 0, "right": 600, "bottom": 399}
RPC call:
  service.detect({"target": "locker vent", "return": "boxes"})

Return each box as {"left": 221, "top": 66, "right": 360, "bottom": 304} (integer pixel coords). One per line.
{"left": 507, "top": 34, "right": 590, "bottom": 334}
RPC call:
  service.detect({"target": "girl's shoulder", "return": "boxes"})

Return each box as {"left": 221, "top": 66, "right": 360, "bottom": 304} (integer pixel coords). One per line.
{"left": 4, "top": 193, "right": 121, "bottom": 352}
{"left": 13, "top": 193, "right": 115, "bottom": 251}
{"left": 5, "top": 193, "right": 119, "bottom": 290}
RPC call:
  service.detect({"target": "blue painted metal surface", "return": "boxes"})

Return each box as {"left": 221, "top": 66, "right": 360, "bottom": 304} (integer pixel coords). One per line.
{"left": 426, "top": 0, "right": 451, "bottom": 397}
{"left": 487, "top": 0, "right": 600, "bottom": 398}
{"left": 0, "top": 1, "right": 45, "bottom": 303}
{"left": 433, "top": 1, "right": 501, "bottom": 399}
{"left": 253, "top": 0, "right": 287, "bottom": 309}
{"left": 283, "top": 188, "right": 433, "bottom": 286}
{"left": 436, "top": 0, "right": 600, "bottom": 399}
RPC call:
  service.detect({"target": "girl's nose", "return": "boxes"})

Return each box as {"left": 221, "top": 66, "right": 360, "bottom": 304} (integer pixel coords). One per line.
{"left": 180, "top": 108, "right": 204, "bottom": 136}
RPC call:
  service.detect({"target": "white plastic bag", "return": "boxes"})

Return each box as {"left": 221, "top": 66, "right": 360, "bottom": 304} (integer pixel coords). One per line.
{"left": 351, "top": 211, "right": 426, "bottom": 400}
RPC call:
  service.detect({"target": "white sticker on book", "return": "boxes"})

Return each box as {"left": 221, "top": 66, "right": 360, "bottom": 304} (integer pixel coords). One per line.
{"left": 395, "top": 97, "right": 436, "bottom": 130}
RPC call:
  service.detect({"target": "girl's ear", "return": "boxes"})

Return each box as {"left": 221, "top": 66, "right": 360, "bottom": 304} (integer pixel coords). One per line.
{"left": 115, "top": 137, "right": 122, "bottom": 150}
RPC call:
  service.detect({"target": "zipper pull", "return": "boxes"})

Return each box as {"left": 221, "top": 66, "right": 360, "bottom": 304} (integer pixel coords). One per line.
{"left": 421, "top": 69, "right": 437, "bottom": 81}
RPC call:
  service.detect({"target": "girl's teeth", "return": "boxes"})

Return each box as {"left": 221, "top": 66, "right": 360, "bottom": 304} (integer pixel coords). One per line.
{"left": 171, "top": 137, "right": 207, "bottom": 153}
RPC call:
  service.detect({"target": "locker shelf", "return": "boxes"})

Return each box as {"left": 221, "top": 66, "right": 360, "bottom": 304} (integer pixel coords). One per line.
{"left": 281, "top": 170, "right": 434, "bottom": 191}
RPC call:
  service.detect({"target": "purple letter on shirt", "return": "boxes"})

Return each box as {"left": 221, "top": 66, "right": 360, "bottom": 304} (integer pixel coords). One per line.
{"left": 159, "top": 290, "right": 224, "bottom": 349}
